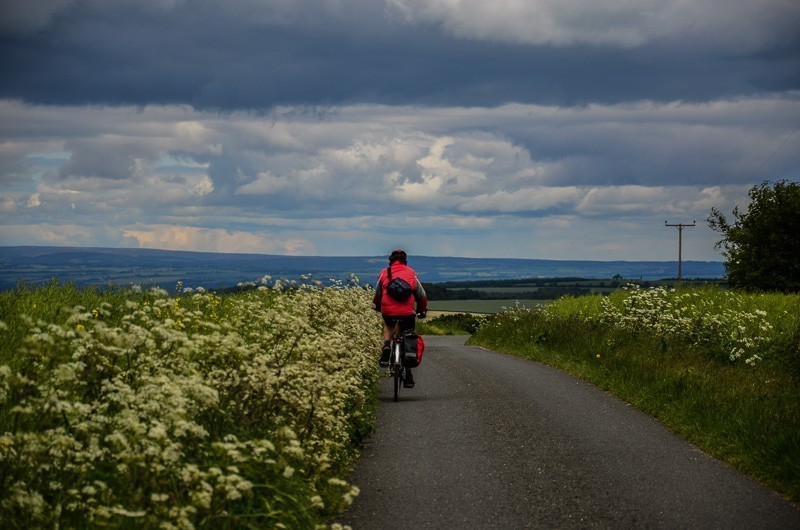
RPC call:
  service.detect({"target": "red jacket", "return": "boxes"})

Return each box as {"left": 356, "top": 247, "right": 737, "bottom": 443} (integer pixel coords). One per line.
{"left": 373, "top": 262, "right": 427, "bottom": 316}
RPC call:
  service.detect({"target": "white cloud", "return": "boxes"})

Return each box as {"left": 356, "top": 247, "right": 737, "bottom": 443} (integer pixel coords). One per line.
{"left": 387, "top": 0, "right": 800, "bottom": 51}
{"left": 122, "top": 225, "right": 314, "bottom": 255}
{"left": 460, "top": 187, "right": 583, "bottom": 213}
{"left": 1, "top": 223, "right": 104, "bottom": 246}
{"left": 1, "top": 96, "right": 798, "bottom": 260}
{"left": 393, "top": 176, "right": 443, "bottom": 203}
{"left": 27, "top": 172, "right": 214, "bottom": 213}
{"left": 573, "top": 185, "right": 742, "bottom": 220}
{"left": 416, "top": 136, "right": 486, "bottom": 193}
{"left": 0, "top": 195, "right": 16, "bottom": 213}
{"left": 576, "top": 186, "right": 665, "bottom": 215}
{"left": 236, "top": 171, "right": 291, "bottom": 195}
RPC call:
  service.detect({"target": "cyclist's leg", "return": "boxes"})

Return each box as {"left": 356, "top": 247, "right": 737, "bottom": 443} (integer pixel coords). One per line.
{"left": 381, "top": 319, "right": 394, "bottom": 341}
{"left": 380, "top": 315, "right": 399, "bottom": 366}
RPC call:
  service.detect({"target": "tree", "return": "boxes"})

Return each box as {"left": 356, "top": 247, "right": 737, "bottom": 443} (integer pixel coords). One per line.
{"left": 708, "top": 180, "right": 800, "bottom": 292}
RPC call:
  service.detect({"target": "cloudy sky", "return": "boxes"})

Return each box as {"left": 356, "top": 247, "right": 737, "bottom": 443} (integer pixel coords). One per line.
{"left": 1, "top": 0, "right": 799, "bottom": 261}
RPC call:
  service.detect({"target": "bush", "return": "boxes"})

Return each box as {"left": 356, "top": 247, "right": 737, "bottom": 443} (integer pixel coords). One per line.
{"left": 595, "top": 284, "right": 781, "bottom": 365}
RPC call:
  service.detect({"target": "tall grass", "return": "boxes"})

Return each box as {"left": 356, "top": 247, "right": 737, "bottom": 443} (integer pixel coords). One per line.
{"left": 470, "top": 285, "right": 800, "bottom": 500}
{"left": 0, "top": 281, "right": 139, "bottom": 370}
{"left": 0, "top": 280, "right": 382, "bottom": 528}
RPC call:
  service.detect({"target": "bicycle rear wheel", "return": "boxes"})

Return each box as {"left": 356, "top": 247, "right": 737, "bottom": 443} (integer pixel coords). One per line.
{"left": 393, "top": 365, "right": 400, "bottom": 402}
{"left": 392, "top": 341, "right": 402, "bottom": 402}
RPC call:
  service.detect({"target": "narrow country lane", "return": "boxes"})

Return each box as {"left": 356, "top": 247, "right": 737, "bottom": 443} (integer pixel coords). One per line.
{"left": 337, "top": 336, "right": 800, "bottom": 529}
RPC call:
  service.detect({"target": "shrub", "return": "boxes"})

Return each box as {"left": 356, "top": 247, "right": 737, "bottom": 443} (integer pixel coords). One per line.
{"left": 594, "top": 284, "right": 798, "bottom": 365}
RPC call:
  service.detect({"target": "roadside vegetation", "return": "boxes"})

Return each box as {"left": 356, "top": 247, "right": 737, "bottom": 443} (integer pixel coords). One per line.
{"left": 416, "top": 313, "right": 483, "bottom": 335}
{"left": 0, "top": 279, "right": 382, "bottom": 529}
{"left": 467, "top": 284, "right": 800, "bottom": 501}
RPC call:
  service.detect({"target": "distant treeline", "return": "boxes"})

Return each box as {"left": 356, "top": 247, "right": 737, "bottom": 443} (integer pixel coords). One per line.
{"left": 423, "top": 277, "right": 725, "bottom": 301}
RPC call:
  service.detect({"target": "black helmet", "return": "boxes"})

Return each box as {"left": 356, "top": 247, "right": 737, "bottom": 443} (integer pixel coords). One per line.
{"left": 389, "top": 249, "right": 407, "bottom": 264}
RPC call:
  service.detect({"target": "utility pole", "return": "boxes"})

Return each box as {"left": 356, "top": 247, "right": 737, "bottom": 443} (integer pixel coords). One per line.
{"left": 665, "top": 220, "right": 696, "bottom": 283}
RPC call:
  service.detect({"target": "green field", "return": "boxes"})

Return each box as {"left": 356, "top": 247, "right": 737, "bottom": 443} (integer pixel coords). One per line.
{"left": 423, "top": 277, "right": 724, "bottom": 306}
{"left": 428, "top": 299, "right": 547, "bottom": 313}
{"left": 446, "top": 286, "right": 619, "bottom": 297}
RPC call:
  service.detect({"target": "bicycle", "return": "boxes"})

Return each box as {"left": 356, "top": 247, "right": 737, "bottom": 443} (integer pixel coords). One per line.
{"left": 388, "top": 323, "right": 409, "bottom": 402}
{"left": 385, "top": 314, "right": 424, "bottom": 402}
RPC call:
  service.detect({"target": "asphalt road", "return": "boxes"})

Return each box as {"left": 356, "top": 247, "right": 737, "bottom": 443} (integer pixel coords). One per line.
{"left": 337, "top": 335, "right": 800, "bottom": 529}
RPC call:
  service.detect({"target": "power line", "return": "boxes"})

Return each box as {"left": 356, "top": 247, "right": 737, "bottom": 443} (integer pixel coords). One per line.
{"left": 751, "top": 120, "right": 800, "bottom": 181}
{"left": 720, "top": 119, "right": 800, "bottom": 215}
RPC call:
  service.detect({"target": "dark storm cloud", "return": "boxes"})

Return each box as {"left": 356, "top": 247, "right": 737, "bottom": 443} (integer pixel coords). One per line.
{"left": 1, "top": 0, "right": 798, "bottom": 110}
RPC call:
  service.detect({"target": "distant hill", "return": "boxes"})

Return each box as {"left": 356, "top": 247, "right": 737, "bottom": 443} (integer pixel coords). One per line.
{"left": 0, "top": 246, "right": 725, "bottom": 291}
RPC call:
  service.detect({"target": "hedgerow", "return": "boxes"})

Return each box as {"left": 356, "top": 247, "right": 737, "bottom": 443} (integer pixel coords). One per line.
{"left": 0, "top": 279, "right": 382, "bottom": 529}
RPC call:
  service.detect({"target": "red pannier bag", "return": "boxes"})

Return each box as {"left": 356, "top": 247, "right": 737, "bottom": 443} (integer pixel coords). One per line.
{"left": 402, "top": 333, "right": 425, "bottom": 368}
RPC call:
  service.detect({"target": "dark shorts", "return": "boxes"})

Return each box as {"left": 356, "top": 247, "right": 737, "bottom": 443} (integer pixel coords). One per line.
{"left": 382, "top": 314, "right": 416, "bottom": 334}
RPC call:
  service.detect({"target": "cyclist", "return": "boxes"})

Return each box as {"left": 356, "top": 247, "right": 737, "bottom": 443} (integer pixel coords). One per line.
{"left": 373, "top": 249, "right": 427, "bottom": 387}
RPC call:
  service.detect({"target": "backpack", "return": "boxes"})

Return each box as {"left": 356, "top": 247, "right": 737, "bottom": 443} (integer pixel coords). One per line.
{"left": 402, "top": 333, "right": 425, "bottom": 367}
{"left": 385, "top": 267, "right": 414, "bottom": 301}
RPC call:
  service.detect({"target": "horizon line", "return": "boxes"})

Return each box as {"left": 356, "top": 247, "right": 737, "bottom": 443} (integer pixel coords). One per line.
{"left": 0, "top": 244, "right": 724, "bottom": 263}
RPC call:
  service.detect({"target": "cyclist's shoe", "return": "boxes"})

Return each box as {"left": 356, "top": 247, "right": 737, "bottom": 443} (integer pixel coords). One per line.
{"left": 404, "top": 371, "right": 415, "bottom": 388}
{"left": 379, "top": 346, "right": 390, "bottom": 367}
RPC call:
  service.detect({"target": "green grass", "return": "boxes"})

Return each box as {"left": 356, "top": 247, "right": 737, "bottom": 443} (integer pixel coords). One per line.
{"left": 469, "top": 286, "right": 800, "bottom": 501}
{"left": 0, "top": 280, "right": 143, "bottom": 368}
{"left": 427, "top": 299, "right": 547, "bottom": 313}
{"left": 416, "top": 313, "right": 484, "bottom": 335}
